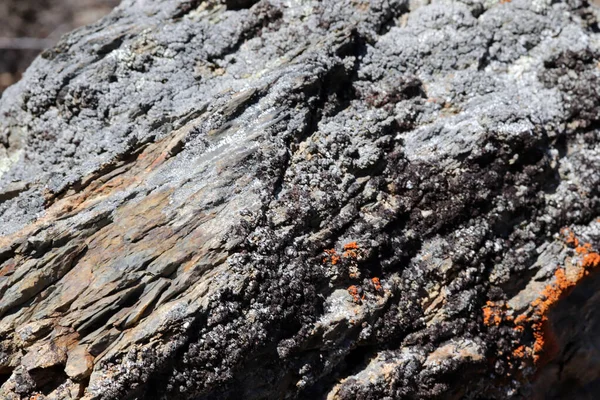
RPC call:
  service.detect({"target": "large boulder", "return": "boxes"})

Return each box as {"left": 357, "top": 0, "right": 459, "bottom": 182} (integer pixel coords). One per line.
{"left": 0, "top": 0, "right": 599, "bottom": 398}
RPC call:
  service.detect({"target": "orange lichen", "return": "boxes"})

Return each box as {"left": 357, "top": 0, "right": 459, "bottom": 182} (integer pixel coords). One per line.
{"left": 482, "top": 301, "right": 503, "bottom": 326}
{"left": 571, "top": 237, "right": 600, "bottom": 270}
{"left": 481, "top": 301, "right": 531, "bottom": 372}
{"left": 343, "top": 249, "right": 358, "bottom": 259}
{"left": 372, "top": 277, "right": 382, "bottom": 292}
{"left": 513, "top": 325, "right": 524, "bottom": 333}
{"left": 531, "top": 268, "right": 571, "bottom": 313}
{"left": 528, "top": 230, "right": 600, "bottom": 364}
{"left": 323, "top": 242, "right": 361, "bottom": 265}
{"left": 482, "top": 305, "right": 494, "bottom": 326}
{"left": 529, "top": 267, "right": 572, "bottom": 363}
{"left": 481, "top": 228, "right": 600, "bottom": 368}
{"left": 531, "top": 318, "right": 560, "bottom": 366}
{"left": 512, "top": 345, "right": 526, "bottom": 359}
{"left": 342, "top": 242, "right": 360, "bottom": 259}
{"left": 582, "top": 251, "right": 600, "bottom": 269}
{"left": 575, "top": 242, "right": 593, "bottom": 254}
{"left": 343, "top": 241, "right": 359, "bottom": 251}
{"left": 323, "top": 249, "right": 341, "bottom": 265}
{"left": 562, "top": 228, "right": 580, "bottom": 248}
{"left": 513, "top": 314, "right": 526, "bottom": 333}
{"left": 348, "top": 285, "right": 361, "bottom": 303}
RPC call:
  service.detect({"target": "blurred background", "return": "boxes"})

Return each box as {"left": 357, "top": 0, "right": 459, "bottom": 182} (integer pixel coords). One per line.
{"left": 0, "top": 0, "right": 121, "bottom": 94}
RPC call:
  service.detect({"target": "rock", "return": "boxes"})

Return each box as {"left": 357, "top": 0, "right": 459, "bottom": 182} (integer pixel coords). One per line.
{"left": 65, "top": 346, "right": 94, "bottom": 381}
{"left": 0, "top": 0, "right": 599, "bottom": 399}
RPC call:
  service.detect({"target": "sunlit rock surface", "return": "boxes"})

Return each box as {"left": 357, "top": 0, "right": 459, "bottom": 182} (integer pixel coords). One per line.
{"left": 0, "top": 0, "right": 599, "bottom": 399}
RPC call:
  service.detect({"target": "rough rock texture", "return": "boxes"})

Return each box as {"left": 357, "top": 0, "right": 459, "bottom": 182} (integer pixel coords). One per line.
{"left": 0, "top": 0, "right": 599, "bottom": 399}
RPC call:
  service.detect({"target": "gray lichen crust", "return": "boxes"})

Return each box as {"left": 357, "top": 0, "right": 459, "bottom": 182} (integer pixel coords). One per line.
{"left": 0, "top": 0, "right": 599, "bottom": 399}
